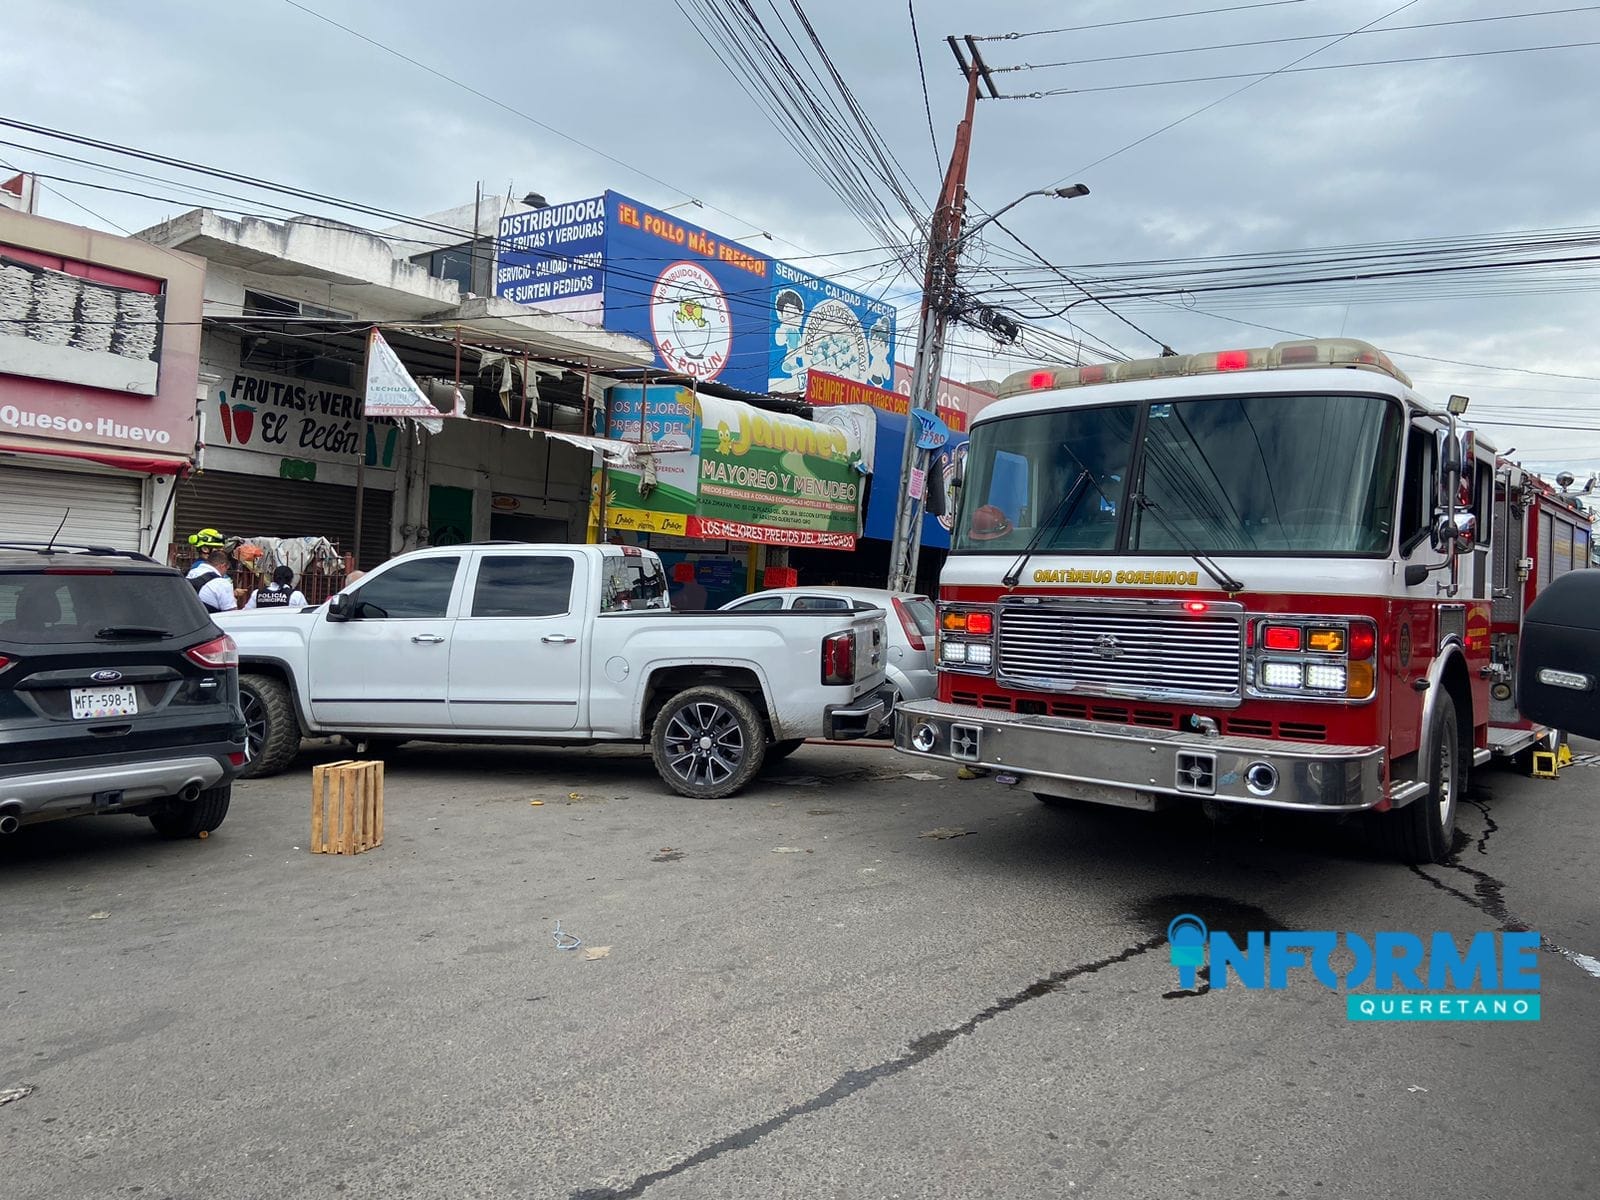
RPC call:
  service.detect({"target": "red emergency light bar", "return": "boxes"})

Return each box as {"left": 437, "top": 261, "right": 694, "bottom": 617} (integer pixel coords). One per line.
{"left": 1004, "top": 337, "right": 1412, "bottom": 398}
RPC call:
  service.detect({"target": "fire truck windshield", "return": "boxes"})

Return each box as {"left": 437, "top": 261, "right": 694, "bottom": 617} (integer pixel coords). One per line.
{"left": 953, "top": 393, "right": 1404, "bottom": 557}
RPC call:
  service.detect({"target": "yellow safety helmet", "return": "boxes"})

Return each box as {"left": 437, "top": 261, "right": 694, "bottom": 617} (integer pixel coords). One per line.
{"left": 187, "top": 527, "right": 224, "bottom": 549}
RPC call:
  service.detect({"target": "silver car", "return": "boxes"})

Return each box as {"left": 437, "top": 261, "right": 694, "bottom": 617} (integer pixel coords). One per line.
{"left": 720, "top": 586, "right": 937, "bottom": 703}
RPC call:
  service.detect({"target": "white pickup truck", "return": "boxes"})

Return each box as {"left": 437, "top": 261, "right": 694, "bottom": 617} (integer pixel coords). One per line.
{"left": 217, "top": 543, "right": 893, "bottom": 797}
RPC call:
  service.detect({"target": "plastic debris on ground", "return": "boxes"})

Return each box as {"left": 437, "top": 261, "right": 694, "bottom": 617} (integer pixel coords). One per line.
{"left": 582, "top": 946, "right": 612, "bottom": 961}
{"left": 919, "top": 827, "right": 976, "bottom": 840}
{"left": 0, "top": 1084, "right": 36, "bottom": 1106}
{"left": 552, "top": 920, "right": 583, "bottom": 951}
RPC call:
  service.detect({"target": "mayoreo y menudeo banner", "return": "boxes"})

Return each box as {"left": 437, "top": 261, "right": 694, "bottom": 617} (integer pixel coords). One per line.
{"left": 603, "top": 386, "right": 864, "bottom": 548}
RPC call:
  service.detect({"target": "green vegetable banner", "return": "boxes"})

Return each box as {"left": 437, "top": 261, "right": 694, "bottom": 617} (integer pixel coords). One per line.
{"left": 601, "top": 388, "right": 864, "bottom": 548}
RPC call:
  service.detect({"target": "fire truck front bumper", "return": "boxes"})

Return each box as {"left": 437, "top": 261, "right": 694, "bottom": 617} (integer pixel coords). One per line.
{"left": 894, "top": 700, "right": 1386, "bottom": 813}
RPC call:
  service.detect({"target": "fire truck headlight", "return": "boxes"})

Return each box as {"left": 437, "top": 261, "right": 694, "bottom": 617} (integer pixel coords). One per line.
{"left": 966, "top": 642, "right": 993, "bottom": 667}
{"left": 1261, "top": 661, "right": 1304, "bottom": 689}
{"left": 1305, "top": 663, "right": 1348, "bottom": 692}
{"left": 942, "top": 642, "right": 969, "bottom": 664}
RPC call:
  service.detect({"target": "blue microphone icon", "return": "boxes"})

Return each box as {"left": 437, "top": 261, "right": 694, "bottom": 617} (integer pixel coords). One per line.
{"left": 1167, "top": 914, "right": 1208, "bottom": 990}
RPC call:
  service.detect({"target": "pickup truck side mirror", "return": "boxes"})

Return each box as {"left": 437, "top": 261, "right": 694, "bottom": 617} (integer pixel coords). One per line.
{"left": 1517, "top": 570, "right": 1600, "bottom": 739}
{"left": 327, "top": 592, "right": 355, "bottom": 622}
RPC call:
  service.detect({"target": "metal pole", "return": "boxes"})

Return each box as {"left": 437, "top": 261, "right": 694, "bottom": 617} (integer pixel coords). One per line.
{"left": 887, "top": 47, "right": 982, "bottom": 593}
{"left": 353, "top": 326, "right": 374, "bottom": 567}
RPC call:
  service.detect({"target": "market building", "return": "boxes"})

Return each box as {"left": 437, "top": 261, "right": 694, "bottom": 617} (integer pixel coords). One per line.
{"left": 0, "top": 205, "right": 207, "bottom": 552}
{"left": 134, "top": 203, "right": 655, "bottom": 575}
{"left": 494, "top": 189, "right": 943, "bottom": 600}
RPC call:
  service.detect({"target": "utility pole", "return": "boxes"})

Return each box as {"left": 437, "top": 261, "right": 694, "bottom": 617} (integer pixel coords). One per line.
{"left": 887, "top": 36, "right": 996, "bottom": 593}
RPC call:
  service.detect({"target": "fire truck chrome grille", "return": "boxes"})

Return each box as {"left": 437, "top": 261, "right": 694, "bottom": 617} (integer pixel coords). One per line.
{"left": 996, "top": 606, "right": 1244, "bottom": 705}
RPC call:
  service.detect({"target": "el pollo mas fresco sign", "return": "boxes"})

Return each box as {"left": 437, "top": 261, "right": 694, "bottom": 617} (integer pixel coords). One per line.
{"left": 602, "top": 386, "right": 864, "bottom": 548}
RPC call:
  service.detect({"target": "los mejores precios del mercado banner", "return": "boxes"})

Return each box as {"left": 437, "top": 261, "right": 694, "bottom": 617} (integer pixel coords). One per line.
{"left": 496, "top": 192, "right": 895, "bottom": 397}
{"left": 601, "top": 384, "right": 865, "bottom": 549}
{"left": 807, "top": 371, "right": 969, "bottom": 552}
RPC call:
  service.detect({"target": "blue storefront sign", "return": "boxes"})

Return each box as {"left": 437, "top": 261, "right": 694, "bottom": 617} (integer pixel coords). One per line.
{"left": 495, "top": 195, "right": 607, "bottom": 318}
{"left": 495, "top": 191, "right": 894, "bottom": 398}
{"left": 769, "top": 259, "right": 895, "bottom": 396}
{"left": 861, "top": 407, "right": 967, "bottom": 551}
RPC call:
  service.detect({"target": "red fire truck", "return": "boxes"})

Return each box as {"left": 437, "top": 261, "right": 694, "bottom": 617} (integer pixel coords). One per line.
{"left": 893, "top": 338, "right": 1594, "bottom": 863}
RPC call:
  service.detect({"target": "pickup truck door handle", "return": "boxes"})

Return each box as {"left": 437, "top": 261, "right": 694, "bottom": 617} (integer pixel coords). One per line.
{"left": 541, "top": 634, "right": 577, "bottom": 645}
{"left": 410, "top": 634, "right": 445, "bottom": 644}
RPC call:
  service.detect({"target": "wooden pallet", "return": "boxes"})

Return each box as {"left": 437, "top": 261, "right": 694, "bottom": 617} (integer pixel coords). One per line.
{"left": 310, "top": 760, "right": 384, "bottom": 854}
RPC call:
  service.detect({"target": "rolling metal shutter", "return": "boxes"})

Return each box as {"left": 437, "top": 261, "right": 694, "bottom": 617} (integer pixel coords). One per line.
{"left": 0, "top": 462, "right": 143, "bottom": 550}
{"left": 173, "top": 470, "right": 394, "bottom": 569}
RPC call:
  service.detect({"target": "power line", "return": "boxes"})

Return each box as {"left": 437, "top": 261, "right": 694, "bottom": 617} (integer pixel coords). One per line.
{"left": 1046, "top": 0, "right": 1421, "bottom": 186}
{"left": 993, "top": 7, "right": 1600, "bottom": 73}
{"left": 970, "top": 0, "right": 1311, "bottom": 42}
{"left": 985, "top": 214, "right": 1170, "bottom": 354}
{"left": 0, "top": 117, "right": 923, "bottom": 313}
{"left": 907, "top": 0, "right": 941, "bottom": 173}
{"left": 277, "top": 0, "right": 865, "bottom": 274}
{"left": 1003, "top": 39, "right": 1600, "bottom": 98}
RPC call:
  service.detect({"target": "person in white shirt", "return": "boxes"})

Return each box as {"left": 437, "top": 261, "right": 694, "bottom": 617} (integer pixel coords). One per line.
{"left": 244, "top": 565, "right": 309, "bottom": 610}
{"left": 193, "top": 550, "right": 237, "bottom": 613}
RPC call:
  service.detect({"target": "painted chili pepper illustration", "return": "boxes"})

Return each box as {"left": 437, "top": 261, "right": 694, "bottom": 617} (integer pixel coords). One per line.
{"left": 231, "top": 403, "right": 256, "bottom": 444}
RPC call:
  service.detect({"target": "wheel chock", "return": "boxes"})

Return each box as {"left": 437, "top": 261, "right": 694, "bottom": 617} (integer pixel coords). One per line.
{"left": 1532, "top": 749, "right": 1559, "bottom": 779}
{"left": 1558, "top": 743, "right": 1574, "bottom": 767}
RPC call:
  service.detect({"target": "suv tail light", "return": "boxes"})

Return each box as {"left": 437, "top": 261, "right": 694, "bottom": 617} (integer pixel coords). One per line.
{"left": 185, "top": 634, "right": 238, "bottom": 670}
{"left": 891, "top": 597, "right": 927, "bottom": 651}
{"left": 821, "top": 631, "right": 855, "bottom": 685}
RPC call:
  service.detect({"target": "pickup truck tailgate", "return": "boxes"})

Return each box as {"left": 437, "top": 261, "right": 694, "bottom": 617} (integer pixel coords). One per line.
{"left": 821, "top": 609, "right": 894, "bottom": 740}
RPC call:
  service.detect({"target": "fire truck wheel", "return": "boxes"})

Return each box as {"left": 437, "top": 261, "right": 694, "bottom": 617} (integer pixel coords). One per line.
{"left": 1380, "top": 691, "right": 1461, "bottom": 864}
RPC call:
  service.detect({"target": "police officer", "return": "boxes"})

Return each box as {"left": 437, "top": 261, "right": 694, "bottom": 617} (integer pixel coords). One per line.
{"left": 244, "top": 565, "right": 309, "bottom": 610}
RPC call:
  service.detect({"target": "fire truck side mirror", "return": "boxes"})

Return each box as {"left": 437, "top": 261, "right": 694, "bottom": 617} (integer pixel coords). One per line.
{"left": 1517, "top": 570, "right": 1600, "bottom": 740}
{"left": 1434, "top": 427, "right": 1463, "bottom": 511}
{"left": 1429, "top": 511, "right": 1474, "bottom": 556}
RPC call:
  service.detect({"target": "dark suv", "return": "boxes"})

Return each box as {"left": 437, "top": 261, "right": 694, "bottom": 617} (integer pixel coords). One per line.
{"left": 0, "top": 543, "right": 248, "bottom": 838}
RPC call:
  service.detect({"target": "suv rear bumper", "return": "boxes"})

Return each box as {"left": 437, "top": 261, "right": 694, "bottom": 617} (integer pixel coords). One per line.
{"left": 0, "top": 743, "right": 246, "bottom": 825}
{"left": 894, "top": 699, "right": 1385, "bottom": 812}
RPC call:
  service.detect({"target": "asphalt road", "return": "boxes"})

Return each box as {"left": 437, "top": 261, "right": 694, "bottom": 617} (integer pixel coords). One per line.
{"left": 3, "top": 738, "right": 1598, "bottom": 1200}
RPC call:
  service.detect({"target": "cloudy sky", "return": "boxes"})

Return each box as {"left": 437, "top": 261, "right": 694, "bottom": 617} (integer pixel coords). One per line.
{"left": 6, "top": 0, "right": 1599, "bottom": 476}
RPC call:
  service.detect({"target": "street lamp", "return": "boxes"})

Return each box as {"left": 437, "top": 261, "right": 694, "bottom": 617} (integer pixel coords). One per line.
{"left": 885, "top": 183, "right": 1092, "bottom": 593}
{"left": 956, "top": 184, "right": 1090, "bottom": 251}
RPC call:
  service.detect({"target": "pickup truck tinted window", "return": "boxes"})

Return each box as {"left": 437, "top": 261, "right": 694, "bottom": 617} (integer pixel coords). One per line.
{"left": 353, "top": 557, "right": 460, "bottom": 619}
{"left": 471, "top": 556, "right": 574, "bottom": 618}
{"left": 728, "top": 596, "right": 785, "bottom": 611}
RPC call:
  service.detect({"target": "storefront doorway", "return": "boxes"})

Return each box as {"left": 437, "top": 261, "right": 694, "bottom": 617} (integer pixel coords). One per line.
{"left": 427, "top": 484, "right": 473, "bottom": 547}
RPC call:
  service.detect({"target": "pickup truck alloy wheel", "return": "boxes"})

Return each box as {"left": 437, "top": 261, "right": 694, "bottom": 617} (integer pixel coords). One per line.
{"left": 238, "top": 674, "right": 301, "bottom": 778}
{"left": 651, "top": 686, "right": 767, "bottom": 799}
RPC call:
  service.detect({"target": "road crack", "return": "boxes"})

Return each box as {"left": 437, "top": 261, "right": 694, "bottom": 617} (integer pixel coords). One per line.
{"left": 1409, "top": 797, "right": 1600, "bottom": 979}
{"left": 569, "top": 936, "right": 1166, "bottom": 1199}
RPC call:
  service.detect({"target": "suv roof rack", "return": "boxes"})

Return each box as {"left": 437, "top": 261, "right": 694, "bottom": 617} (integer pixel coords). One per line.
{"left": 0, "top": 542, "right": 157, "bottom": 562}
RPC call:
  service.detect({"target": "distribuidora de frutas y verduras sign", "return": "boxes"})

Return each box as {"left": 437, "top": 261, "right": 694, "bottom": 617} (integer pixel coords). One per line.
{"left": 603, "top": 391, "right": 863, "bottom": 548}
